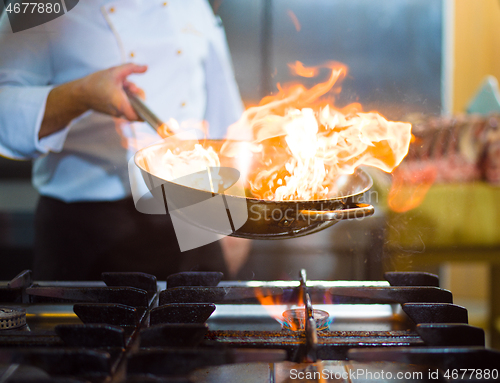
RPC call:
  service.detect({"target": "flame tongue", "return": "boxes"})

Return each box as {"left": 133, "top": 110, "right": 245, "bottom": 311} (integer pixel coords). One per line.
{"left": 156, "top": 61, "right": 412, "bottom": 202}
{"left": 222, "top": 61, "right": 412, "bottom": 201}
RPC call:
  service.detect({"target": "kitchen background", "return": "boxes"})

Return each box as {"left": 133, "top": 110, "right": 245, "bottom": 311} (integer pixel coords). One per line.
{"left": 1, "top": 0, "right": 500, "bottom": 347}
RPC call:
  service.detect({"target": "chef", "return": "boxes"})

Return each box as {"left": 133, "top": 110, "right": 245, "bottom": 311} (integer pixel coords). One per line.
{"left": 0, "top": 0, "right": 247, "bottom": 280}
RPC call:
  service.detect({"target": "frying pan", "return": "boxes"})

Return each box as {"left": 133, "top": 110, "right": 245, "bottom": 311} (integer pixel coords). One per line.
{"left": 129, "top": 93, "right": 375, "bottom": 240}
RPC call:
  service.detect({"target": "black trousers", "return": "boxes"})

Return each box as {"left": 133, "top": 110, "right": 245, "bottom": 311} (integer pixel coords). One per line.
{"left": 33, "top": 196, "right": 227, "bottom": 281}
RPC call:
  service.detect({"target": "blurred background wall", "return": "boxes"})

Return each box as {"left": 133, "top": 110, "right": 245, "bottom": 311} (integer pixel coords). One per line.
{"left": 453, "top": 0, "right": 500, "bottom": 112}
{"left": 211, "top": 0, "right": 444, "bottom": 119}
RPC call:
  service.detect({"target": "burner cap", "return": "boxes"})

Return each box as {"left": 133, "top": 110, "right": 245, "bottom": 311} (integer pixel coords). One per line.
{"left": 0, "top": 307, "right": 26, "bottom": 330}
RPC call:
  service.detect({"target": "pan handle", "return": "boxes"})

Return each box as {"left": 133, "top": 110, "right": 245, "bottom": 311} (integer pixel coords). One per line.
{"left": 299, "top": 203, "right": 374, "bottom": 221}
{"left": 126, "top": 90, "right": 174, "bottom": 136}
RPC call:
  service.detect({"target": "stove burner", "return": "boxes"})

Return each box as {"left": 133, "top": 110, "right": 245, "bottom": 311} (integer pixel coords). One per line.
{"left": 1, "top": 269, "right": 499, "bottom": 382}
{"left": 0, "top": 307, "right": 26, "bottom": 330}
{"left": 281, "top": 308, "right": 331, "bottom": 331}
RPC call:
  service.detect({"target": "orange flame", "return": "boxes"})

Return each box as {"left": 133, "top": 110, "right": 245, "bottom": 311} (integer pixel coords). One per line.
{"left": 224, "top": 61, "right": 412, "bottom": 201}
{"left": 157, "top": 123, "right": 171, "bottom": 138}
{"left": 388, "top": 165, "right": 437, "bottom": 213}
{"left": 288, "top": 61, "right": 318, "bottom": 78}
{"left": 254, "top": 287, "right": 304, "bottom": 331}
{"left": 146, "top": 60, "right": 412, "bottom": 203}
{"left": 287, "top": 9, "right": 302, "bottom": 32}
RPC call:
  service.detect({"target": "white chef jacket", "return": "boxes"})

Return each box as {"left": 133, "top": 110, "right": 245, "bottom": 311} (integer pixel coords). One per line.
{"left": 0, "top": 0, "right": 243, "bottom": 202}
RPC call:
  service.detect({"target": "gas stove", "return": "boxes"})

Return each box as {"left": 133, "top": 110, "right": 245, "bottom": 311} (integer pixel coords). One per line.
{"left": 0, "top": 269, "right": 499, "bottom": 382}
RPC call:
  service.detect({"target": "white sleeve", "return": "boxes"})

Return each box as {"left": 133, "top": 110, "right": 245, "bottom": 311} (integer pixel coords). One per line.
{"left": 201, "top": 2, "right": 244, "bottom": 139}
{"left": 0, "top": 14, "right": 70, "bottom": 160}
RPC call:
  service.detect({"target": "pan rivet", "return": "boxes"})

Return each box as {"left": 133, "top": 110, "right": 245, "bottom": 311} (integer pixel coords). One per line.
{"left": 279, "top": 217, "right": 294, "bottom": 227}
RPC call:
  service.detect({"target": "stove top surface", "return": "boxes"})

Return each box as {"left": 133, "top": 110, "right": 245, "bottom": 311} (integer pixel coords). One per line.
{"left": 0, "top": 270, "right": 498, "bottom": 382}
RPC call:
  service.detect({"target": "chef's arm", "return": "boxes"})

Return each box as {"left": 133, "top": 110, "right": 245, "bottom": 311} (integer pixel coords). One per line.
{"left": 39, "top": 63, "right": 147, "bottom": 139}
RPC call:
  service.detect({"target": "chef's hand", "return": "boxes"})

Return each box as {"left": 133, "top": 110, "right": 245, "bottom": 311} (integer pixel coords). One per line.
{"left": 80, "top": 63, "right": 147, "bottom": 120}
{"left": 40, "top": 63, "right": 147, "bottom": 139}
